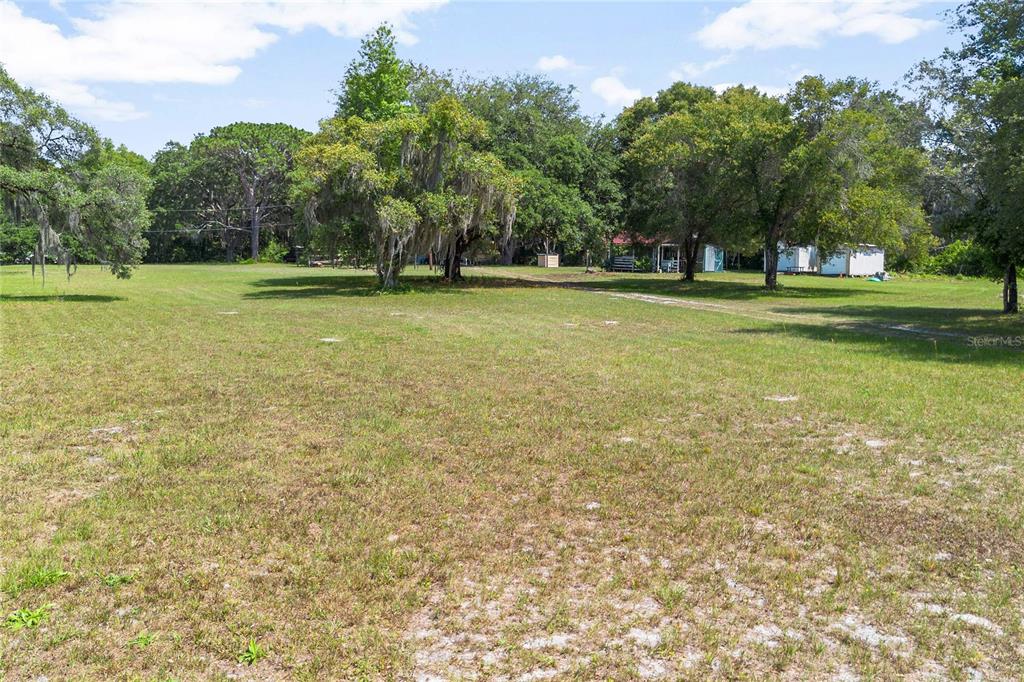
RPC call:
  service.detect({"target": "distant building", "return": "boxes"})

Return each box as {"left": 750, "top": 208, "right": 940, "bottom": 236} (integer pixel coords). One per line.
{"left": 765, "top": 242, "right": 886, "bottom": 277}
{"left": 702, "top": 244, "right": 725, "bottom": 272}
{"left": 769, "top": 244, "right": 818, "bottom": 273}
{"left": 609, "top": 233, "right": 726, "bottom": 274}
{"left": 820, "top": 245, "right": 885, "bottom": 276}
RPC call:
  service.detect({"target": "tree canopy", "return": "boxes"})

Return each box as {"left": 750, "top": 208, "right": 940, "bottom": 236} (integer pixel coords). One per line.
{"left": 614, "top": 78, "right": 927, "bottom": 289}
{"left": 1, "top": 64, "right": 151, "bottom": 280}
{"left": 294, "top": 96, "right": 519, "bottom": 287}
{"left": 713, "top": 80, "right": 925, "bottom": 289}
{"left": 146, "top": 123, "right": 308, "bottom": 263}
{"left": 335, "top": 24, "right": 414, "bottom": 121}
{"left": 197, "top": 122, "right": 308, "bottom": 261}
{"left": 624, "top": 86, "right": 754, "bottom": 280}
{"left": 914, "top": 0, "right": 1024, "bottom": 312}
{"left": 446, "top": 74, "right": 620, "bottom": 264}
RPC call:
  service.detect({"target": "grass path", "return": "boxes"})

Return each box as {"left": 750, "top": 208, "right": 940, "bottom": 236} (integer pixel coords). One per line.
{"left": 505, "top": 268, "right": 1017, "bottom": 343}
{"left": 593, "top": 289, "right": 979, "bottom": 342}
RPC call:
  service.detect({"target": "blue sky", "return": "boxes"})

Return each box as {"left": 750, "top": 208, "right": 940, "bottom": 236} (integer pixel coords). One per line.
{"left": 0, "top": 1, "right": 961, "bottom": 158}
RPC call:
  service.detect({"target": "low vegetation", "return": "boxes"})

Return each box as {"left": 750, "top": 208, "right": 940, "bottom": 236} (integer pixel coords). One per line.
{"left": 1, "top": 264, "right": 1021, "bottom": 679}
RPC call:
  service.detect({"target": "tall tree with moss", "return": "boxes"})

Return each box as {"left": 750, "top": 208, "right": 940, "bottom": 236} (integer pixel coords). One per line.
{"left": 456, "top": 74, "right": 621, "bottom": 265}
{"left": 297, "top": 24, "right": 419, "bottom": 272}
{"left": 0, "top": 64, "right": 150, "bottom": 281}
{"left": 295, "top": 97, "right": 519, "bottom": 287}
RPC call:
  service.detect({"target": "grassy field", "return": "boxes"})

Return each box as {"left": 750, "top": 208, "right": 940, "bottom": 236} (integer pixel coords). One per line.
{"left": 1, "top": 263, "right": 1022, "bottom": 681}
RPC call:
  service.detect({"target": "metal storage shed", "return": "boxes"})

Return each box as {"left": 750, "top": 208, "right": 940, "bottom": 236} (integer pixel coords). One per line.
{"left": 702, "top": 244, "right": 725, "bottom": 272}
{"left": 820, "top": 245, "right": 885, "bottom": 276}
{"left": 768, "top": 244, "right": 818, "bottom": 273}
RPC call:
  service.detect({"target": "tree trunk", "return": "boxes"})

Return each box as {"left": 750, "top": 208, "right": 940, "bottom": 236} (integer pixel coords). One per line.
{"left": 377, "top": 234, "right": 405, "bottom": 288}
{"left": 764, "top": 234, "right": 779, "bottom": 291}
{"left": 225, "top": 228, "right": 236, "bottom": 262}
{"left": 250, "top": 205, "right": 260, "bottom": 261}
{"left": 500, "top": 238, "right": 517, "bottom": 266}
{"left": 443, "top": 237, "right": 466, "bottom": 281}
{"left": 682, "top": 236, "right": 700, "bottom": 282}
{"left": 1004, "top": 263, "right": 1019, "bottom": 314}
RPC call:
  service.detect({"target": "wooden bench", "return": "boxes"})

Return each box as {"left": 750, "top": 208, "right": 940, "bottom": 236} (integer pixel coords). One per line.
{"left": 610, "top": 255, "right": 636, "bottom": 272}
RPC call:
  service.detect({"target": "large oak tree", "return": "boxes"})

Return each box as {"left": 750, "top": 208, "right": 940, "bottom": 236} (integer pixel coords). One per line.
{"left": 720, "top": 80, "right": 926, "bottom": 290}
{"left": 1, "top": 65, "right": 151, "bottom": 281}
{"left": 625, "top": 89, "right": 757, "bottom": 281}
{"left": 294, "top": 97, "right": 519, "bottom": 287}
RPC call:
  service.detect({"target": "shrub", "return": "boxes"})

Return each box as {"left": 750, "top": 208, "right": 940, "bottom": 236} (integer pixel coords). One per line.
{"left": 888, "top": 230, "right": 939, "bottom": 273}
{"left": 924, "top": 240, "right": 998, "bottom": 277}
{"left": 260, "top": 239, "right": 289, "bottom": 263}
{"left": 0, "top": 219, "right": 37, "bottom": 264}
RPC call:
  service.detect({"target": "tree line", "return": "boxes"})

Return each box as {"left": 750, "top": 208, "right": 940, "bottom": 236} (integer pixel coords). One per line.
{"left": 0, "top": 1, "right": 1021, "bottom": 311}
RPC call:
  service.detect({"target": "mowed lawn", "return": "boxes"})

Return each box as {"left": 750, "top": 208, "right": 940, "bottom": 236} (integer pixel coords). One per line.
{"left": 1, "top": 264, "right": 1022, "bottom": 681}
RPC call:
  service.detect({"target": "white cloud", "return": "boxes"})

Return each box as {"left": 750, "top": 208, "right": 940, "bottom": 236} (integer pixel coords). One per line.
{"left": 668, "top": 54, "right": 735, "bottom": 81}
{"left": 697, "top": 0, "right": 937, "bottom": 51}
{"left": 535, "top": 54, "right": 581, "bottom": 72}
{"left": 0, "top": 0, "right": 446, "bottom": 122}
{"left": 43, "top": 81, "right": 148, "bottom": 122}
{"left": 712, "top": 64, "right": 812, "bottom": 99}
{"left": 590, "top": 72, "right": 641, "bottom": 108}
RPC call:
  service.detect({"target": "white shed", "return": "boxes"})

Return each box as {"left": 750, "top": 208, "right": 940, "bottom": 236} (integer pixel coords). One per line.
{"left": 769, "top": 244, "right": 818, "bottom": 273}
{"left": 702, "top": 244, "right": 725, "bottom": 272}
{"left": 820, "top": 245, "right": 885, "bottom": 276}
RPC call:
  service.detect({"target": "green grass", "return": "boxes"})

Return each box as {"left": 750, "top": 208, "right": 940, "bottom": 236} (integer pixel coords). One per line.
{"left": 238, "top": 638, "right": 268, "bottom": 665}
{"left": 102, "top": 572, "right": 135, "bottom": 588}
{"left": 1, "top": 263, "right": 1022, "bottom": 680}
{"left": 4, "top": 605, "right": 51, "bottom": 631}
{"left": 1, "top": 558, "right": 69, "bottom": 596}
{"left": 128, "top": 631, "right": 157, "bottom": 648}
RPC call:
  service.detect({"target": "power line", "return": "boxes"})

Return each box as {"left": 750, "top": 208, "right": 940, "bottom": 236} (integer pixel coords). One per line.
{"left": 0, "top": 223, "right": 301, "bottom": 235}
{"left": 143, "top": 223, "right": 300, "bottom": 234}
{"left": 150, "top": 204, "right": 301, "bottom": 213}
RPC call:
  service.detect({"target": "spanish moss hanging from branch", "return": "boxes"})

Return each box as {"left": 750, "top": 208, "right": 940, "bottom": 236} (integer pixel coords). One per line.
{"left": 294, "top": 96, "right": 520, "bottom": 288}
